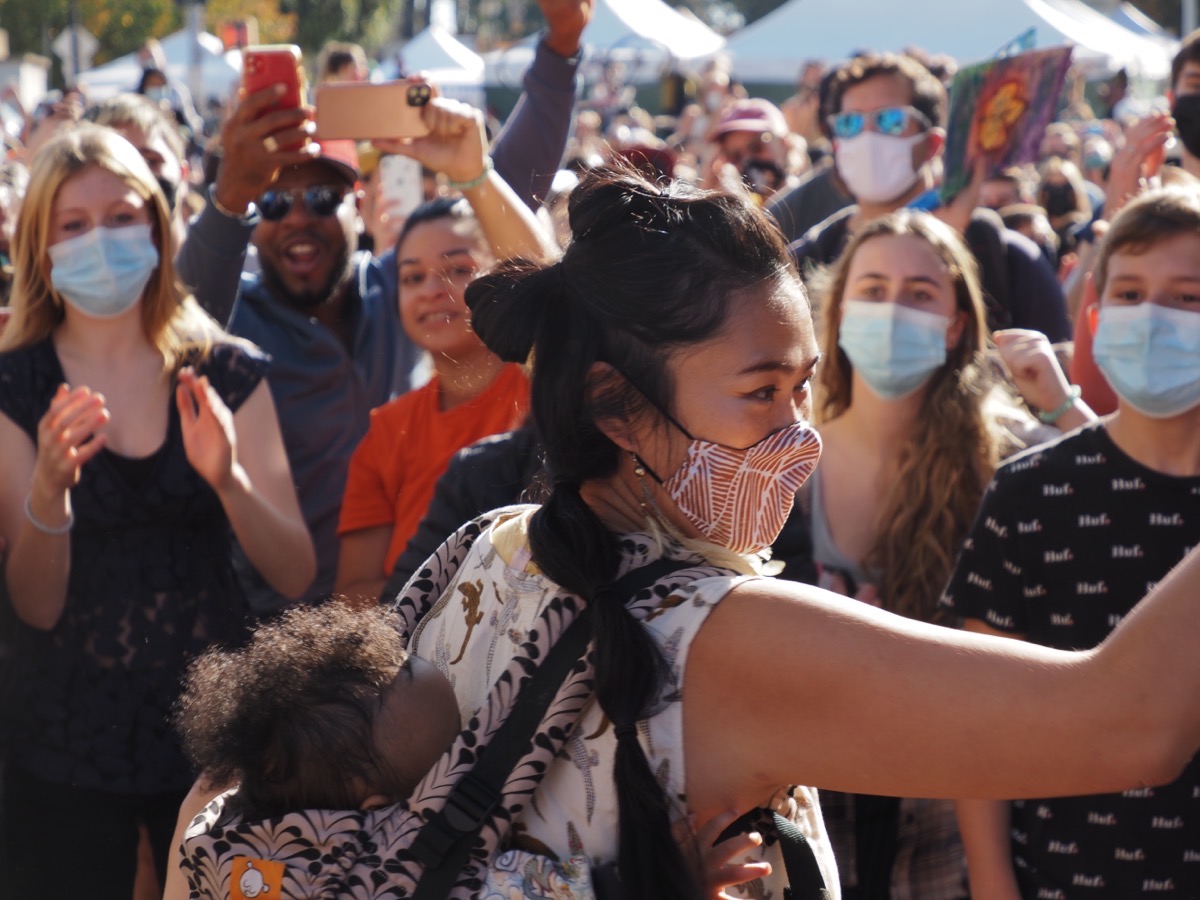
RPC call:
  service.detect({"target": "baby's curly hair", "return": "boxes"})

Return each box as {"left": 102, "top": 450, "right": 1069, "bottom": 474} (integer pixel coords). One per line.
{"left": 175, "top": 603, "right": 410, "bottom": 818}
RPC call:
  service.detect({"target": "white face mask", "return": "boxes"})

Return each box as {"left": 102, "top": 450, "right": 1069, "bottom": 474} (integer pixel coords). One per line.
{"left": 1093, "top": 303, "right": 1200, "bottom": 418}
{"left": 835, "top": 131, "right": 927, "bottom": 205}
{"left": 837, "top": 299, "right": 951, "bottom": 399}
{"left": 48, "top": 225, "right": 159, "bottom": 319}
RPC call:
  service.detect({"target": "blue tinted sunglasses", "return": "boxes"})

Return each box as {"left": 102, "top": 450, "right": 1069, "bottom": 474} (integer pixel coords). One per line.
{"left": 829, "top": 105, "right": 931, "bottom": 139}
{"left": 256, "top": 185, "right": 348, "bottom": 221}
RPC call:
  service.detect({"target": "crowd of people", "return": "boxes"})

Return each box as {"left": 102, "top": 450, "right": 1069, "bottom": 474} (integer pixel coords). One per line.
{"left": 2, "top": 1, "right": 1200, "bottom": 898}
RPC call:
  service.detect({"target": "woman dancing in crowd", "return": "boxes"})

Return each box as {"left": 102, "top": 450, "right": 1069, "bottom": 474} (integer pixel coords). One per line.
{"left": 0, "top": 124, "right": 313, "bottom": 899}
{"left": 403, "top": 168, "right": 1200, "bottom": 898}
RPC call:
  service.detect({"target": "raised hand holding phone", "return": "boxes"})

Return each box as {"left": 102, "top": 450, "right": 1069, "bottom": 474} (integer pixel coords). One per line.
{"left": 373, "top": 92, "right": 490, "bottom": 188}
{"left": 213, "top": 60, "right": 316, "bottom": 217}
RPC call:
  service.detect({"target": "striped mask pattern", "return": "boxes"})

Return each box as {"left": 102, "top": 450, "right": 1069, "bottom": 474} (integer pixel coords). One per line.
{"left": 662, "top": 422, "right": 822, "bottom": 554}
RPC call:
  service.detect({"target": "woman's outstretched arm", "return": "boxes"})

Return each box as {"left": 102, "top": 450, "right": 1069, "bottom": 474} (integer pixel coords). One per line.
{"left": 683, "top": 547, "right": 1200, "bottom": 818}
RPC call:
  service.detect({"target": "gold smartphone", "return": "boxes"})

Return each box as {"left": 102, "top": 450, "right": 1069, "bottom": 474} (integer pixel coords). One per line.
{"left": 314, "top": 82, "right": 432, "bottom": 141}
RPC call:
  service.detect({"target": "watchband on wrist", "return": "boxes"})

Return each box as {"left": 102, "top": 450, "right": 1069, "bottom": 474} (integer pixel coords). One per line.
{"left": 207, "top": 184, "right": 258, "bottom": 223}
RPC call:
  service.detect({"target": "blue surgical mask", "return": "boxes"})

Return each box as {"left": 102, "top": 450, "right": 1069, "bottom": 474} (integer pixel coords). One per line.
{"left": 49, "top": 224, "right": 159, "bottom": 319}
{"left": 1093, "top": 303, "right": 1200, "bottom": 418}
{"left": 838, "top": 299, "right": 951, "bottom": 399}
{"left": 145, "top": 85, "right": 170, "bottom": 104}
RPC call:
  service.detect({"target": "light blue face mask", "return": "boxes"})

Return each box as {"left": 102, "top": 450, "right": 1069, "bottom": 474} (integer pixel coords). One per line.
{"left": 1092, "top": 303, "right": 1200, "bottom": 418}
{"left": 49, "top": 224, "right": 159, "bottom": 319}
{"left": 837, "top": 299, "right": 951, "bottom": 400}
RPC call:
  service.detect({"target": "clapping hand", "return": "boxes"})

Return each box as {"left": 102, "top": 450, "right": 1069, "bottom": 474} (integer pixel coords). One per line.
{"left": 177, "top": 367, "right": 240, "bottom": 493}
{"left": 33, "top": 384, "right": 109, "bottom": 499}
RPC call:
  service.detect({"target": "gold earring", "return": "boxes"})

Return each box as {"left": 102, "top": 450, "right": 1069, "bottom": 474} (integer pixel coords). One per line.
{"left": 630, "top": 453, "right": 651, "bottom": 513}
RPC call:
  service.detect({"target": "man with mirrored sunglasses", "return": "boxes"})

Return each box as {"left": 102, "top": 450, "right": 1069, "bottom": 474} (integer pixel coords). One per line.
{"left": 175, "top": 5, "right": 589, "bottom": 614}
{"left": 791, "top": 52, "right": 1071, "bottom": 343}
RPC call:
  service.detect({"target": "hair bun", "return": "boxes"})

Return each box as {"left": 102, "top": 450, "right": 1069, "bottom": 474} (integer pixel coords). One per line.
{"left": 466, "top": 259, "right": 564, "bottom": 364}
{"left": 568, "top": 168, "right": 682, "bottom": 245}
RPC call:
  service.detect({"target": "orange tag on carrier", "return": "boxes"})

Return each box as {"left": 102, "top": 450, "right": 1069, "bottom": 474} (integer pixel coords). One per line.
{"left": 231, "top": 856, "right": 285, "bottom": 899}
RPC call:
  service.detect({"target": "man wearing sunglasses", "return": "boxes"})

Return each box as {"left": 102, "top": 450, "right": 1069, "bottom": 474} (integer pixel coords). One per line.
{"left": 175, "top": 3, "right": 590, "bottom": 615}
{"left": 792, "top": 52, "right": 1071, "bottom": 343}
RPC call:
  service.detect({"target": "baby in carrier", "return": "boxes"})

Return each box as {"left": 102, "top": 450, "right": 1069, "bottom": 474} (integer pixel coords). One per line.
{"left": 167, "top": 602, "right": 765, "bottom": 899}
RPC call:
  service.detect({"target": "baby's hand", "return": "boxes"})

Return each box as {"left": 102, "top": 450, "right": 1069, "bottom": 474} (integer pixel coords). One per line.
{"left": 684, "top": 809, "right": 773, "bottom": 899}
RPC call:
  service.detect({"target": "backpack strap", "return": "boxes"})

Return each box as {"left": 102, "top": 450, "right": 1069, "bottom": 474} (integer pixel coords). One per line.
{"left": 410, "top": 557, "right": 695, "bottom": 900}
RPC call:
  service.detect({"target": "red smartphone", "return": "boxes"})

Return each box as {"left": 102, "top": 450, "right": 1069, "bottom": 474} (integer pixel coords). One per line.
{"left": 242, "top": 44, "right": 306, "bottom": 116}
{"left": 314, "top": 82, "right": 431, "bottom": 141}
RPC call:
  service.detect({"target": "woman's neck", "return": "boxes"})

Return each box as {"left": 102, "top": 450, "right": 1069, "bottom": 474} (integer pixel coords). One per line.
{"left": 53, "top": 309, "right": 155, "bottom": 367}
{"left": 433, "top": 347, "right": 507, "bottom": 411}
{"left": 581, "top": 453, "right": 697, "bottom": 540}
{"left": 1106, "top": 406, "right": 1200, "bottom": 478}
{"left": 834, "top": 376, "right": 924, "bottom": 447}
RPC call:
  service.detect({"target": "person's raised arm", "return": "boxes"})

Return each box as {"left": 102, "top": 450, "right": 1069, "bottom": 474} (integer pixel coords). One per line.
{"left": 175, "top": 87, "right": 314, "bottom": 325}
{"left": 177, "top": 370, "right": 316, "bottom": 601}
{"left": 491, "top": 0, "right": 592, "bottom": 210}
{"left": 993, "top": 328, "right": 1095, "bottom": 433}
{"left": 1101, "top": 112, "right": 1172, "bottom": 224}
{"left": 376, "top": 97, "right": 558, "bottom": 263}
{"left": 682, "top": 546, "right": 1200, "bottom": 819}
{"left": 0, "top": 387, "right": 108, "bottom": 630}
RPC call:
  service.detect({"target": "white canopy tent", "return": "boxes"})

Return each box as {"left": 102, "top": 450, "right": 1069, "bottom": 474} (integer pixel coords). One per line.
{"left": 1109, "top": 2, "right": 1179, "bottom": 57}
{"left": 378, "top": 25, "right": 486, "bottom": 107}
{"left": 77, "top": 29, "right": 240, "bottom": 102}
{"left": 1111, "top": 1, "right": 1171, "bottom": 36}
{"left": 484, "top": 0, "right": 725, "bottom": 86}
{"left": 724, "top": 0, "right": 1175, "bottom": 83}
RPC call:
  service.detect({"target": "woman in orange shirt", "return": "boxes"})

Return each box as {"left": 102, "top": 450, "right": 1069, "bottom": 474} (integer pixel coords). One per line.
{"left": 335, "top": 97, "right": 554, "bottom": 605}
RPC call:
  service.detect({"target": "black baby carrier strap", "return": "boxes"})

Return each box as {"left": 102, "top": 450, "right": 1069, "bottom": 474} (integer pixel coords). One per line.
{"left": 409, "top": 557, "right": 691, "bottom": 899}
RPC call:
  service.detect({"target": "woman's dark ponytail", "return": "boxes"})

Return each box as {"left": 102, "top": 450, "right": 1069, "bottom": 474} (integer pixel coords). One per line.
{"left": 469, "top": 167, "right": 796, "bottom": 898}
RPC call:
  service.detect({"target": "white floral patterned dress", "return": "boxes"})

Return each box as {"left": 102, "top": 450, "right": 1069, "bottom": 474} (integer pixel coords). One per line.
{"left": 408, "top": 506, "right": 841, "bottom": 899}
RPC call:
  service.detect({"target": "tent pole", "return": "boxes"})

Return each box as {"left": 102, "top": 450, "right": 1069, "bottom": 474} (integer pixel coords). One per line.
{"left": 67, "top": 0, "right": 81, "bottom": 84}
{"left": 187, "top": 2, "right": 203, "bottom": 110}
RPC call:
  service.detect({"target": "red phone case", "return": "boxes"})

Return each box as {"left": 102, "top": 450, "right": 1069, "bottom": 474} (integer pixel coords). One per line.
{"left": 242, "top": 45, "right": 306, "bottom": 150}
{"left": 242, "top": 45, "right": 305, "bottom": 115}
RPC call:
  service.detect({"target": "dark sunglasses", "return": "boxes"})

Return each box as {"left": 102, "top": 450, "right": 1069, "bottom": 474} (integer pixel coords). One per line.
{"left": 256, "top": 185, "right": 348, "bottom": 221}
{"left": 828, "top": 105, "right": 930, "bottom": 140}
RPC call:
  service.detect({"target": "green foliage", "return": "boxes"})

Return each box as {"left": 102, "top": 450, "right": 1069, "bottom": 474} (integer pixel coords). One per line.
{"left": 0, "top": 0, "right": 177, "bottom": 64}
{"left": 282, "top": 0, "right": 402, "bottom": 53}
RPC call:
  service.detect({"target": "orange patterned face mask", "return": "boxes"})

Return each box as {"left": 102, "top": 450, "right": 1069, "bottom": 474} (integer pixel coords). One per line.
{"left": 640, "top": 420, "right": 823, "bottom": 554}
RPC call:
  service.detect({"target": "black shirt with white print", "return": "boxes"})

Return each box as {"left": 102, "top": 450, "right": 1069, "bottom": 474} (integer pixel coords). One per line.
{"left": 942, "top": 422, "right": 1200, "bottom": 897}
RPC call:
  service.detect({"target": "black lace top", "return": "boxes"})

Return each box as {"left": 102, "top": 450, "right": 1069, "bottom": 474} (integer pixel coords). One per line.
{"left": 0, "top": 337, "right": 268, "bottom": 793}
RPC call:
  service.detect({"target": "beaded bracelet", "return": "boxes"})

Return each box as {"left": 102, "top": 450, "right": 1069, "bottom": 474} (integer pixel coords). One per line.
{"left": 447, "top": 158, "right": 494, "bottom": 192}
{"left": 1037, "top": 385, "right": 1082, "bottom": 424}
{"left": 25, "top": 494, "right": 74, "bottom": 535}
